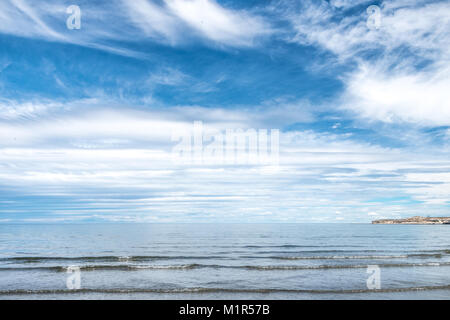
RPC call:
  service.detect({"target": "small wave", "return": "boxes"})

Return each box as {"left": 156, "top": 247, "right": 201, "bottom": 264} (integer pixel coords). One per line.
{"left": 258, "top": 249, "right": 450, "bottom": 255}
{"left": 273, "top": 255, "right": 407, "bottom": 260}
{"left": 71, "top": 264, "right": 198, "bottom": 271}
{"left": 408, "top": 253, "right": 444, "bottom": 258}
{"left": 1, "top": 262, "right": 450, "bottom": 272}
{"left": 243, "top": 245, "right": 343, "bottom": 249}
{"left": 243, "top": 262, "right": 450, "bottom": 270}
{"left": 257, "top": 249, "right": 382, "bottom": 254}
{"left": 2, "top": 250, "right": 447, "bottom": 263}
{"left": 131, "top": 264, "right": 198, "bottom": 270}
{"left": 272, "top": 253, "right": 442, "bottom": 260}
{"left": 0, "top": 256, "right": 223, "bottom": 263}
{"left": 0, "top": 264, "right": 200, "bottom": 272}
{"left": 1, "top": 285, "right": 449, "bottom": 296}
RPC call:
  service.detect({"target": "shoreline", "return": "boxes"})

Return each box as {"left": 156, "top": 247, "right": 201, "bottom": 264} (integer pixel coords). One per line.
{"left": 372, "top": 216, "right": 450, "bottom": 225}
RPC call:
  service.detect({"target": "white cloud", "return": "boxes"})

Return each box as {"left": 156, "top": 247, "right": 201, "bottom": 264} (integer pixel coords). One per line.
{"left": 344, "top": 62, "right": 450, "bottom": 125}
{"left": 165, "top": 0, "right": 270, "bottom": 47}
{"left": 122, "top": 0, "right": 182, "bottom": 44}
{"left": 0, "top": 0, "right": 64, "bottom": 40}
{"left": 0, "top": 100, "right": 71, "bottom": 120}
{"left": 147, "top": 67, "right": 189, "bottom": 86}
{"left": 1, "top": 99, "right": 450, "bottom": 222}
{"left": 403, "top": 172, "right": 450, "bottom": 205}
{"left": 1, "top": 1, "right": 450, "bottom": 222}
{"left": 123, "top": 0, "right": 271, "bottom": 47}
{"left": 0, "top": 0, "right": 148, "bottom": 58}
{"left": 0, "top": 0, "right": 271, "bottom": 58}
{"left": 285, "top": 0, "right": 450, "bottom": 125}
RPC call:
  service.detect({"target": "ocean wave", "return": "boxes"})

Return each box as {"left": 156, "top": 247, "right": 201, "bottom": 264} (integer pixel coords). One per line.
{"left": 1, "top": 262, "right": 449, "bottom": 272}
{"left": 0, "top": 264, "right": 199, "bottom": 272}
{"left": 1, "top": 250, "right": 447, "bottom": 263}
{"left": 1, "top": 285, "right": 449, "bottom": 296}
{"left": 271, "top": 253, "right": 443, "bottom": 260}
{"left": 242, "top": 262, "right": 450, "bottom": 270}
{"left": 256, "top": 249, "right": 450, "bottom": 255}
{"left": 0, "top": 256, "right": 223, "bottom": 263}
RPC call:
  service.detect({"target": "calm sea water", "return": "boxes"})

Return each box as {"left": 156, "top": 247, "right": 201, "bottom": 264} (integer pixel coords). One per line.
{"left": 0, "top": 223, "right": 449, "bottom": 300}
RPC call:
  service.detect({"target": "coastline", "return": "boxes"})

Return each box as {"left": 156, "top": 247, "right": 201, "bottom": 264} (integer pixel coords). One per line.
{"left": 372, "top": 216, "right": 450, "bottom": 225}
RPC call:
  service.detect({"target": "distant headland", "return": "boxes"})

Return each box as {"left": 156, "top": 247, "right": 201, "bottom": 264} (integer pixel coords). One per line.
{"left": 372, "top": 216, "right": 450, "bottom": 225}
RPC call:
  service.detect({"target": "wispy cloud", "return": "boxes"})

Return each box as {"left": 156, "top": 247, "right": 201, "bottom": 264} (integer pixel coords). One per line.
{"left": 1, "top": 0, "right": 449, "bottom": 223}
{"left": 122, "top": 0, "right": 182, "bottom": 44}
{"left": 123, "top": 0, "right": 271, "bottom": 47}
{"left": 283, "top": 0, "right": 450, "bottom": 125}
{"left": 0, "top": 98, "right": 449, "bottom": 222}
{"left": 0, "top": 0, "right": 148, "bottom": 58}
{"left": 0, "top": 0, "right": 272, "bottom": 56}
{"left": 165, "top": 0, "right": 271, "bottom": 47}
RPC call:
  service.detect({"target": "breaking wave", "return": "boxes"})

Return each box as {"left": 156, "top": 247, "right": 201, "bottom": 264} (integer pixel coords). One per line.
{"left": 1, "top": 285, "right": 449, "bottom": 296}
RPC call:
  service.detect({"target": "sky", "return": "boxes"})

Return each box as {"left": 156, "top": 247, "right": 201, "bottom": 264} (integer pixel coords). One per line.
{"left": 0, "top": 0, "right": 449, "bottom": 223}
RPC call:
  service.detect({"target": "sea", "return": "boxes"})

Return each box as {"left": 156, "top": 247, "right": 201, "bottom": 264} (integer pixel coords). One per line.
{"left": 0, "top": 223, "right": 449, "bottom": 299}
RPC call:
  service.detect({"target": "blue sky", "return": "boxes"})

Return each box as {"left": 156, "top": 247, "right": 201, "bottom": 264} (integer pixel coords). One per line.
{"left": 0, "top": 0, "right": 449, "bottom": 223}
